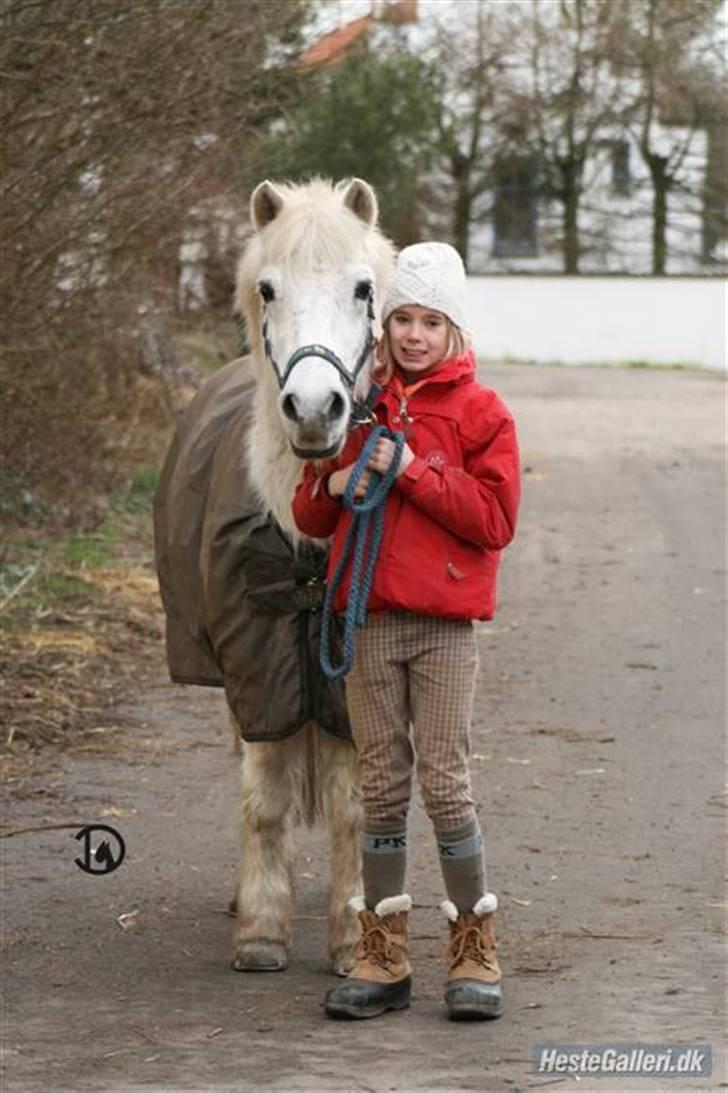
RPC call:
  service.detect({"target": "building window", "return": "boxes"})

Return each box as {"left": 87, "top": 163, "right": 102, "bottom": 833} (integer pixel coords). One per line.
{"left": 611, "top": 140, "right": 631, "bottom": 196}
{"left": 493, "top": 158, "right": 538, "bottom": 257}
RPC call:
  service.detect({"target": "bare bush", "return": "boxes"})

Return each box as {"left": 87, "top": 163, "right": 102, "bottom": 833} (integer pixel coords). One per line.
{"left": 0, "top": 0, "right": 309, "bottom": 515}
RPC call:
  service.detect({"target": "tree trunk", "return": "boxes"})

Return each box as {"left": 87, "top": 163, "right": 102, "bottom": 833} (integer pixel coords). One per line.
{"left": 451, "top": 153, "right": 471, "bottom": 268}
{"left": 649, "top": 155, "right": 669, "bottom": 275}
{"left": 562, "top": 163, "right": 580, "bottom": 274}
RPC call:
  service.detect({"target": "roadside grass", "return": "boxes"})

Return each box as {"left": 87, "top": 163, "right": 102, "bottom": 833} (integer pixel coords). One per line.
{"left": 488, "top": 355, "right": 709, "bottom": 372}
{"left": 1, "top": 467, "right": 166, "bottom": 775}
{"left": 0, "top": 323, "right": 223, "bottom": 779}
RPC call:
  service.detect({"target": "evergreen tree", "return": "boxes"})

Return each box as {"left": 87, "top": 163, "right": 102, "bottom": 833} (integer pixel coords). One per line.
{"left": 268, "top": 43, "right": 442, "bottom": 245}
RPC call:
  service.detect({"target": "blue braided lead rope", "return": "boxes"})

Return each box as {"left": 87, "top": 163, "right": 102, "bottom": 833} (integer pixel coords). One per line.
{"left": 319, "top": 425, "right": 405, "bottom": 681}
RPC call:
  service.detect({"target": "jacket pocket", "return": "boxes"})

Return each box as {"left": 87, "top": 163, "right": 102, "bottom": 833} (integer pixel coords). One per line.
{"left": 444, "top": 543, "right": 498, "bottom": 615}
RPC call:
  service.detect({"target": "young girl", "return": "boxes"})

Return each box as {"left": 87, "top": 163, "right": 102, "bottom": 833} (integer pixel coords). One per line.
{"left": 292, "top": 242, "right": 520, "bottom": 1021}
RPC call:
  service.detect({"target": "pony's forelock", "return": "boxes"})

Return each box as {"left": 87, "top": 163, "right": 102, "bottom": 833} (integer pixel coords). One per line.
{"left": 256, "top": 179, "right": 367, "bottom": 270}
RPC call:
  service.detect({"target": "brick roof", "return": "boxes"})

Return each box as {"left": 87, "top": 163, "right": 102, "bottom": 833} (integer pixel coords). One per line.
{"left": 297, "top": 14, "right": 373, "bottom": 71}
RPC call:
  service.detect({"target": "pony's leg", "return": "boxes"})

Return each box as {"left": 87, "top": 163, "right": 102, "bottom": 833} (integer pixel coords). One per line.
{"left": 232, "top": 736, "right": 297, "bottom": 972}
{"left": 321, "top": 732, "right": 363, "bottom": 976}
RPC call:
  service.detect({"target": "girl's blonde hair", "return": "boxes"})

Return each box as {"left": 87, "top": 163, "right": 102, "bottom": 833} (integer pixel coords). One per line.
{"left": 375, "top": 314, "right": 470, "bottom": 384}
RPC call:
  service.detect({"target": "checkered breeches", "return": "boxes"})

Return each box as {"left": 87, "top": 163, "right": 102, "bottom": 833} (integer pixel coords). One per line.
{"left": 345, "top": 613, "right": 479, "bottom": 830}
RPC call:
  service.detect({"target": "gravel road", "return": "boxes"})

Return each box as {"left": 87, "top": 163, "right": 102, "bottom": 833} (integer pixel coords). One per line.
{"left": 2, "top": 363, "right": 725, "bottom": 1093}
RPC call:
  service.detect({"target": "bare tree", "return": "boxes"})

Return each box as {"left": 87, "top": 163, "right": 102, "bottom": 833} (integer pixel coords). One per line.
{"left": 619, "top": 0, "right": 725, "bottom": 273}
{"left": 430, "top": 0, "right": 513, "bottom": 267}
{"left": 414, "top": 0, "right": 722, "bottom": 274}
{"left": 0, "top": 0, "right": 309, "bottom": 507}
{"left": 522, "top": 0, "right": 637, "bottom": 273}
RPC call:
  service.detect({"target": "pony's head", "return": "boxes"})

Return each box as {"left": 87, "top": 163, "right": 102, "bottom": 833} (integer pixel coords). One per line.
{"left": 236, "top": 178, "right": 395, "bottom": 459}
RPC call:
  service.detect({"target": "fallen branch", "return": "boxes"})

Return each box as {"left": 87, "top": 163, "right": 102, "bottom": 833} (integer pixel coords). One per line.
{"left": 0, "top": 565, "right": 38, "bottom": 612}
{"left": 0, "top": 821, "right": 81, "bottom": 838}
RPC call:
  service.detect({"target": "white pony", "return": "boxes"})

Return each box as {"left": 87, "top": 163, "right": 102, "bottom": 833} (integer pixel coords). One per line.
{"left": 156, "top": 178, "right": 395, "bottom": 975}
{"left": 233, "top": 179, "right": 394, "bottom": 973}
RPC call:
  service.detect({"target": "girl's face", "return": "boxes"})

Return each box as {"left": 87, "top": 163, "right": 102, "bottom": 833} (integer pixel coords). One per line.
{"left": 388, "top": 305, "right": 450, "bottom": 376}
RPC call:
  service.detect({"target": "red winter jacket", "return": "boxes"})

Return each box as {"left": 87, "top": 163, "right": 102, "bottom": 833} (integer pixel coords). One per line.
{"left": 291, "top": 350, "right": 520, "bottom": 621}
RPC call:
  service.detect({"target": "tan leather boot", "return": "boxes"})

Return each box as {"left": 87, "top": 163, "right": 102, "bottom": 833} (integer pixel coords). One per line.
{"left": 324, "top": 895, "right": 412, "bottom": 1019}
{"left": 442, "top": 893, "right": 503, "bottom": 1020}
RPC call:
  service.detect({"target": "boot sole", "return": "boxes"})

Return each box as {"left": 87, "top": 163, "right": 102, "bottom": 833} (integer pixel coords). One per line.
{"left": 445, "top": 978, "right": 503, "bottom": 1020}
{"left": 447, "top": 999, "right": 503, "bottom": 1021}
{"left": 325, "top": 995, "right": 411, "bottom": 1019}
{"left": 325, "top": 979, "right": 412, "bottom": 1020}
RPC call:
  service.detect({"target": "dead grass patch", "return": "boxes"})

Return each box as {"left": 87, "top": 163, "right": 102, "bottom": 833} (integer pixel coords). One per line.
{"left": 1, "top": 518, "right": 166, "bottom": 780}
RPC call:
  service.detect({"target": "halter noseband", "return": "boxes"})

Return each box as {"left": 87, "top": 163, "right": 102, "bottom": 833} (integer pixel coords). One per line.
{"left": 262, "top": 295, "right": 377, "bottom": 426}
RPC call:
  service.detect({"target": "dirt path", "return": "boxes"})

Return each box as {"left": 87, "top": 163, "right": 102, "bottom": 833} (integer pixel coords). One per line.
{"left": 2, "top": 363, "right": 725, "bottom": 1093}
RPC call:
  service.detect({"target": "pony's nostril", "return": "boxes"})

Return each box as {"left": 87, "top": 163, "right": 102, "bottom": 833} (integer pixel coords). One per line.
{"left": 326, "top": 391, "right": 346, "bottom": 423}
{"left": 281, "top": 393, "right": 300, "bottom": 423}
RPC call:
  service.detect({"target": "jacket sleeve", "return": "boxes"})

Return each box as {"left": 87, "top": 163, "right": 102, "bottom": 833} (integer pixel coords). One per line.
{"left": 395, "top": 403, "right": 520, "bottom": 551}
{"left": 291, "top": 462, "right": 342, "bottom": 539}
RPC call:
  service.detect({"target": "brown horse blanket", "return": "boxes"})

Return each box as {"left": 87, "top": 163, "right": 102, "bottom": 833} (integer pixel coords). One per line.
{"left": 153, "top": 357, "right": 351, "bottom": 742}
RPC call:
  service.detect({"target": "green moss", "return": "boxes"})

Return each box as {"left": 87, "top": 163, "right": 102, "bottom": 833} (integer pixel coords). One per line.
{"left": 38, "top": 571, "right": 100, "bottom": 604}
{"left": 625, "top": 359, "right": 693, "bottom": 371}
{"left": 64, "top": 528, "right": 115, "bottom": 568}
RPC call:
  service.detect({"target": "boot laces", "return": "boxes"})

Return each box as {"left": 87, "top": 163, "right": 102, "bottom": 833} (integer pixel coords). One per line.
{"left": 447, "top": 920, "right": 497, "bottom": 973}
{"left": 357, "top": 921, "right": 397, "bottom": 968}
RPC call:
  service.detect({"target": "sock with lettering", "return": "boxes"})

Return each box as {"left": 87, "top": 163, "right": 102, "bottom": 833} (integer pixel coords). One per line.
{"left": 361, "top": 820, "right": 408, "bottom": 908}
{"left": 436, "top": 817, "right": 487, "bottom": 913}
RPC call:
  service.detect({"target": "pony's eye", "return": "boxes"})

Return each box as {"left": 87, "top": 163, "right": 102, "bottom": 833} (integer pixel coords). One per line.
{"left": 258, "top": 280, "right": 275, "bottom": 303}
{"left": 354, "top": 280, "right": 373, "bottom": 301}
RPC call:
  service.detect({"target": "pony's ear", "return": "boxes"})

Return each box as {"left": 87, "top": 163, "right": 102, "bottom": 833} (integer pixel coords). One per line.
{"left": 339, "top": 178, "right": 378, "bottom": 226}
{"left": 251, "top": 181, "right": 285, "bottom": 231}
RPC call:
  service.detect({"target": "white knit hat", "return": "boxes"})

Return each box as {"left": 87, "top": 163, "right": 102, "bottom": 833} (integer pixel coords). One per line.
{"left": 381, "top": 242, "right": 468, "bottom": 331}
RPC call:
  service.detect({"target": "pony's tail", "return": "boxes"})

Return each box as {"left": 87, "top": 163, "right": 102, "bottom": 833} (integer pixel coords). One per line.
{"left": 302, "top": 721, "right": 325, "bottom": 827}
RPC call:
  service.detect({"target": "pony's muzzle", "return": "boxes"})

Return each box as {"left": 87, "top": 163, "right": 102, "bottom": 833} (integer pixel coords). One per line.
{"left": 278, "top": 383, "right": 350, "bottom": 459}
{"left": 280, "top": 389, "right": 347, "bottom": 428}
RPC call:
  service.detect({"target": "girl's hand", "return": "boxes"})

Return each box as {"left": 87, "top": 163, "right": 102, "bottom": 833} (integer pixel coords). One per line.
{"left": 367, "top": 437, "right": 414, "bottom": 478}
{"left": 327, "top": 464, "right": 372, "bottom": 499}
{"left": 327, "top": 439, "right": 414, "bottom": 499}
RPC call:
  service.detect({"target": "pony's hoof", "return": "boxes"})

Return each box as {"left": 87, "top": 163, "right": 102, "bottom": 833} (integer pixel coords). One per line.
{"left": 232, "top": 941, "right": 289, "bottom": 972}
{"left": 331, "top": 947, "right": 356, "bottom": 977}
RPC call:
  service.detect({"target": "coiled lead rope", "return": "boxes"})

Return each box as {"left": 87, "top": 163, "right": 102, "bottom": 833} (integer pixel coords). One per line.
{"left": 319, "top": 425, "right": 405, "bottom": 681}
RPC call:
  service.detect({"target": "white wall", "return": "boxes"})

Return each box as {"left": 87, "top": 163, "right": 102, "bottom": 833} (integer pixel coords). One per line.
{"left": 467, "top": 276, "right": 726, "bottom": 370}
